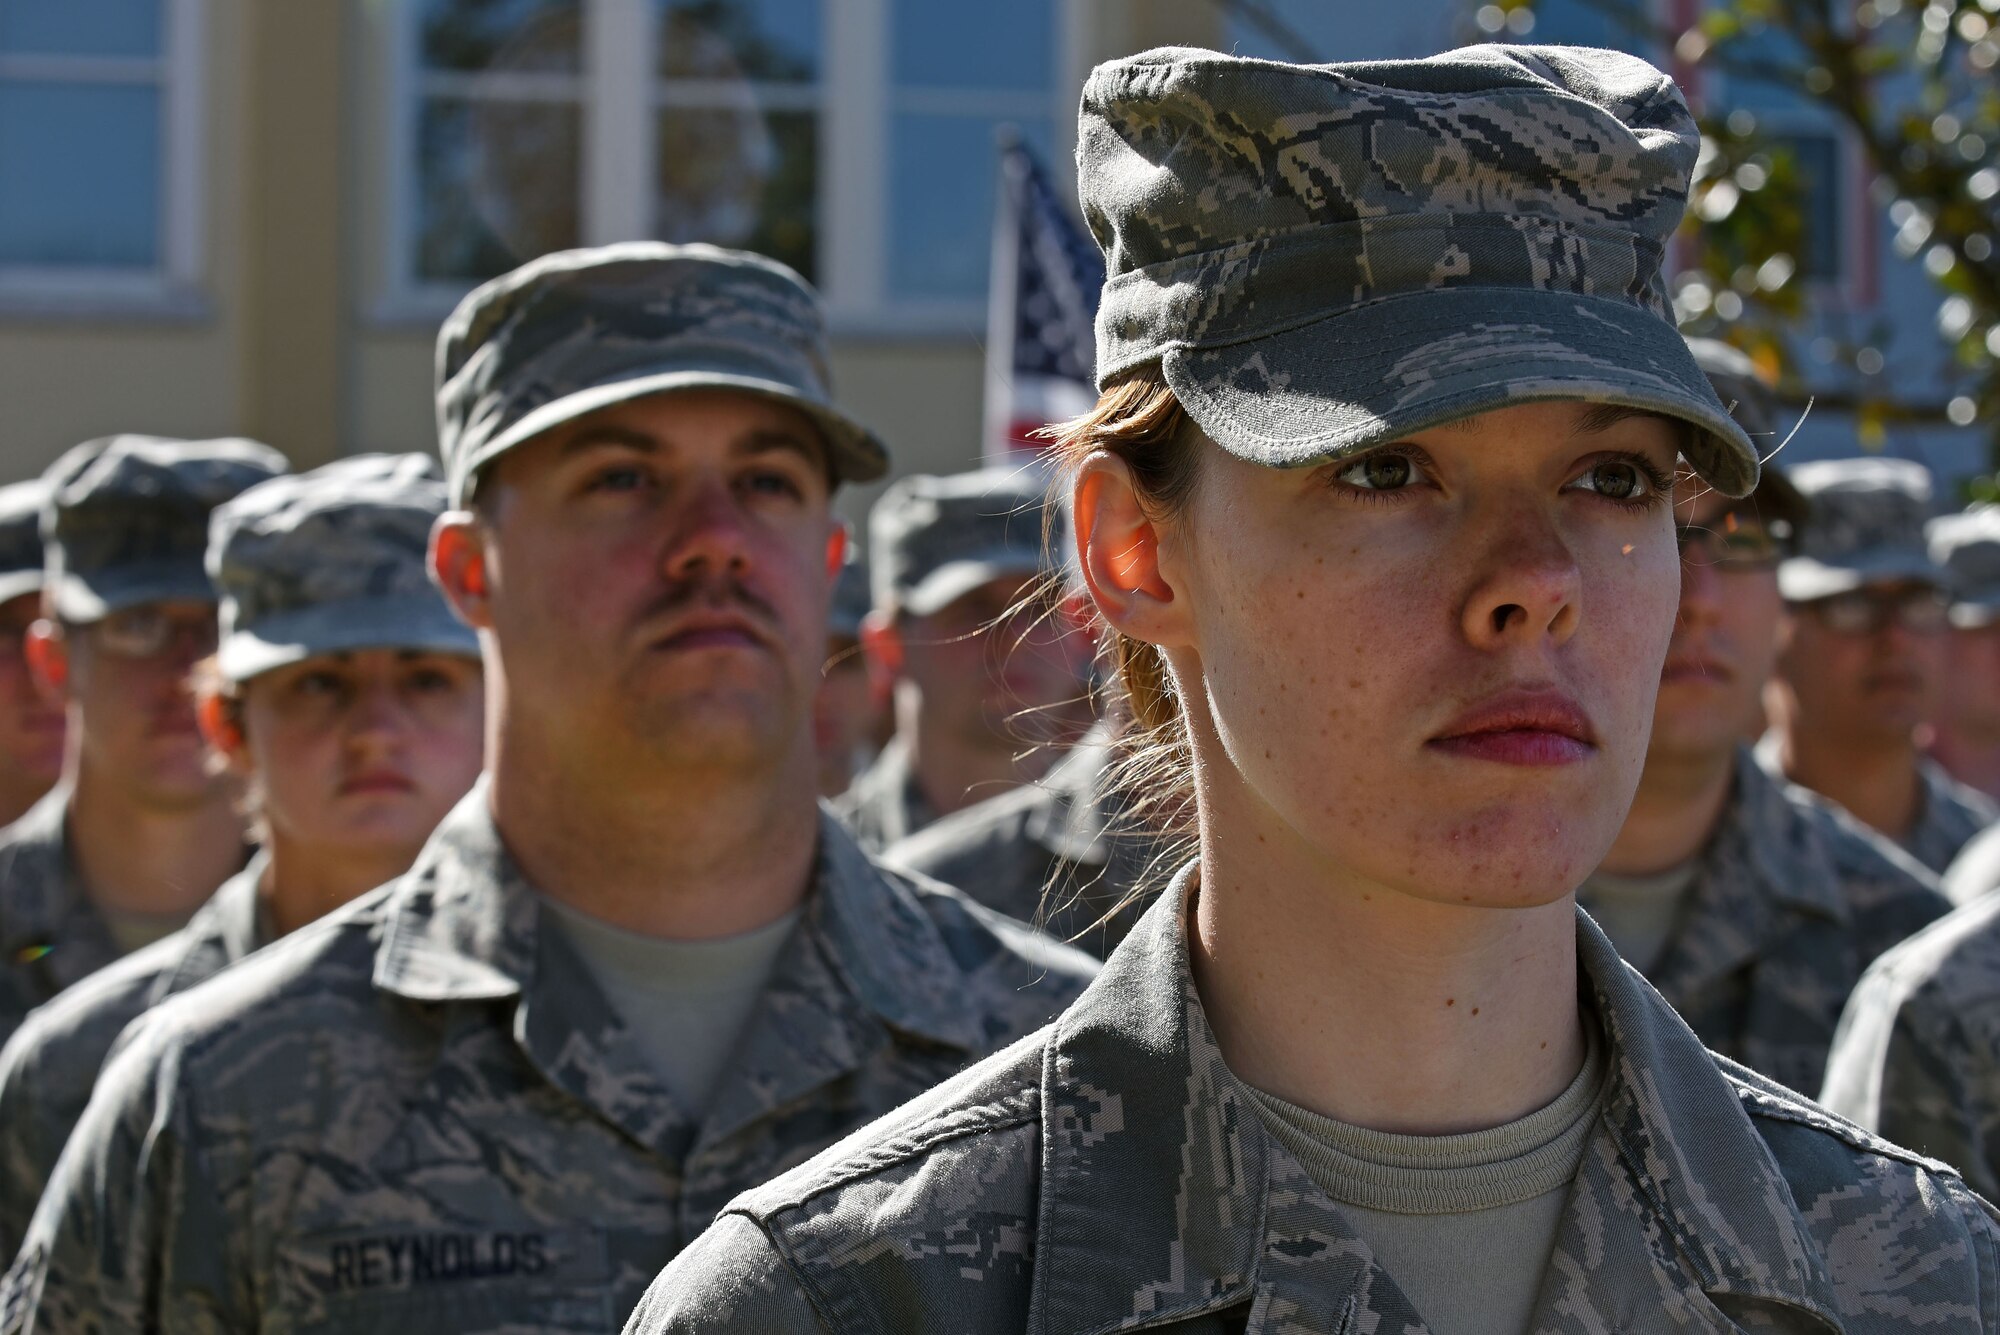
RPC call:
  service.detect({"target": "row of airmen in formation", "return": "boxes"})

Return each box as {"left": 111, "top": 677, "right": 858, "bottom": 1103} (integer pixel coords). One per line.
{"left": 2, "top": 38, "right": 2000, "bottom": 1335}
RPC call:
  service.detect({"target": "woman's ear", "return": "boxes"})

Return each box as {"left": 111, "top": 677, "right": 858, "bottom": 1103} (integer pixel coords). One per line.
{"left": 1073, "top": 451, "right": 1193, "bottom": 649}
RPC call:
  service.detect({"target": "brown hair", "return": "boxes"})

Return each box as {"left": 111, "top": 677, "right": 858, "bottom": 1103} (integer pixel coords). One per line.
{"left": 1039, "top": 365, "right": 1203, "bottom": 913}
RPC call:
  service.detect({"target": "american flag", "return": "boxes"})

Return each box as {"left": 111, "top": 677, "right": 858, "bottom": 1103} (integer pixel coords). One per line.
{"left": 982, "top": 136, "right": 1106, "bottom": 464}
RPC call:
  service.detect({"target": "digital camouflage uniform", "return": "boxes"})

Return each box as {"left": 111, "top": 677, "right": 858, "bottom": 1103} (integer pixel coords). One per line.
{"left": 1820, "top": 891, "right": 2000, "bottom": 1202}
{"left": 629, "top": 869, "right": 2000, "bottom": 1335}
{"left": 1908, "top": 759, "right": 2000, "bottom": 878}
{"left": 633, "top": 37, "right": 2000, "bottom": 1328}
{"left": 833, "top": 469, "right": 1059, "bottom": 852}
{"left": 0, "top": 858, "right": 268, "bottom": 1261}
{"left": 0, "top": 437, "right": 282, "bottom": 1044}
{"left": 1, "top": 247, "right": 1100, "bottom": 1333}
{"left": 2, "top": 795, "right": 1094, "bottom": 1332}
{"left": 0, "top": 454, "right": 477, "bottom": 1260}
{"left": 1578, "top": 749, "right": 1949, "bottom": 1095}
{"left": 885, "top": 724, "right": 1176, "bottom": 958}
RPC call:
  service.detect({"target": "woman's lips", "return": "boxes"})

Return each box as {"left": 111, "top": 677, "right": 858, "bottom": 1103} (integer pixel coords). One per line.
{"left": 1427, "top": 689, "right": 1598, "bottom": 767}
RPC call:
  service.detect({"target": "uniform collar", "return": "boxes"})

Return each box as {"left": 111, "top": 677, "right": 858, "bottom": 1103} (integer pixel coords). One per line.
{"left": 371, "top": 783, "right": 982, "bottom": 1155}
{"left": 148, "top": 852, "right": 273, "bottom": 1003}
{"left": 1030, "top": 865, "right": 1843, "bottom": 1335}
{"left": 0, "top": 788, "right": 119, "bottom": 990}
{"left": 1022, "top": 727, "right": 1118, "bottom": 866}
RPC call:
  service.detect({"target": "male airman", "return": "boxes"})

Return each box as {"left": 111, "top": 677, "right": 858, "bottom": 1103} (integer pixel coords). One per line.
{"left": 1760, "top": 457, "right": 1998, "bottom": 872}
{"left": 0, "top": 482, "right": 63, "bottom": 829}
{"left": 834, "top": 469, "right": 1095, "bottom": 849}
{"left": 2, "top": 244, "right": 1094, "bottom": 1332}
{"left": 1583, "top": 342, "right": 1950, "bottom": 1093}
{"left": 0, "top": 438, "right": 283, "bottom": 1043}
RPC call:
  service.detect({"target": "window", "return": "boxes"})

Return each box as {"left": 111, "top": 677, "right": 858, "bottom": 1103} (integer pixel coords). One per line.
{"left": 384, "top": 0, "right": 1070, "bottom": 328}
{"left": 1766, "top": 131, "right": 1845, "bottom": 284}
{"left": 0, "top": 0, "right": 204, "bottom": 309}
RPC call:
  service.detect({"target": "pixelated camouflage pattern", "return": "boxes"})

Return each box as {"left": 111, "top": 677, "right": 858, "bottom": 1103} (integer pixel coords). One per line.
{"left": 434, "top": 242, "right": 886, "bottom": 506}
{"left": 1579, "top": 750, "right": 1949, "bottom": 1095}
{"left": 40, "top": 436, "right": 287, "bottom": 623}
{"left": 1076, "top": 45, "right": 1759, "bottom": 497}
{"left": 627, "top": 865, "right": 2000, "bottom": 1335}
{"left": 0, "top": 859, "right": 268, "bottom": 1261}
{"left": 886, "top": 727, "right": 1176, "bottom": 958}
{"left": 1685, "top": 336, "right": 1778, "bottom": 443}
{"left": 0, "top": 481, "right": 48, "bottom": 606}
{"left": 1907, "top": 760, "right": 2000, "bottom": 876}
{"left": 207, "top": 454, "right": 478, "bottom": 681}
{"left": 1930, "top": 504, "right": 2000, "bottom": 619}
{"left": 830, "top": 736, "right": 934, "bottom": 853}
{"left": 1778, "top": 457, "right": 1944, "bottom": 603}
{"left": 1821, "top": 889, "right": 2000, "bottom": 1202}
{"left": 867, "top": 469, "right": 1053, "bottom": 617}
{"left": 0, "top": 786, "right": 1094, "bottom": 1333}
{"left": 0, "top": 792, "right": 120, "bottom": 1050}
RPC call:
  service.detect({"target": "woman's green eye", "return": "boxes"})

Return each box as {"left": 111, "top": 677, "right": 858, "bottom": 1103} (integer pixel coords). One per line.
{"left": 1575, "top": 460, "right": 1651, "bottom": 500}
{"left": 1338, "top": 453, "right": 1417, "bottom": 490}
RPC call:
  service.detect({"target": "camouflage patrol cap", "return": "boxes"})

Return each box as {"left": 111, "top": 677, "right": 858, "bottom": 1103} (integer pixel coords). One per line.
{"left": 435, "top": 241, "right": 887, "bottom": 506}
{"left": 1077, "top": 45, "right": 1759, "bottom": 496}
{"left": 0, "top": 480, "right": 49, "bottom": 606}
{"left": 1687, "top": 336, "right": 1805, "bottom": 537}
{"left": 42, "top": 435, "right": 288, "bottom": 623}
{"left": 207, "top": 454, "right": 480, "bottom": 682}
{"left": 870, "top": 469, "right": 1053, "bottom": 618}
{"left": 1779, "top": 457, "right": 1944, "bottom": 603}
{"left": 1927, "top": 505, "right": 2000, "bottom": 627}
{"left": 829, "top": 553, "right": 871, "bottom": 639}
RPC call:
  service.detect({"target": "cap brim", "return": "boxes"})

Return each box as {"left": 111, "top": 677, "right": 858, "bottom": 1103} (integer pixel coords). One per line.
{"left": 50, "top": 564, "right": 213, "bottom": 624}
{"left": 1949, "top": 597, "right": 2000, "bottom": 629}
{"left": 1778, "top": 550, "right": 1947, "bottom": 603}
{"left": 902, "top": 556, "right": 1044, "bottom": 618}
{"left": 452, "top": 366, "right": 888, "bottom": 506}
{"left": 1159, "top": 287, "right": 1760, "bottom": 498}
{"left": 217, "top": 596, "right": 482, "bottom": 682}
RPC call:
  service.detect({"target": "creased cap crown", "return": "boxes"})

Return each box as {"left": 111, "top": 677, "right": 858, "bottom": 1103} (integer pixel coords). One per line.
{"left": 0, "top": 480, "right": 49, "bottom": 606}
{"left": 207, "top": 453, "right": 480, "bottom": 682}
{"left": 869, "top": 469, "right": 1055, "bottom": 617}
{"left": 42, "top": 435, "right": 288, "bottom": 623}
{"left": 1077, "top": 44, "right": 1758, "bottom": 496}
{"left": 435, "top": 242, "right": 886, "bottom": 506}
{"left": 1779, "top": 457, "right": 1943, "bottom": 602}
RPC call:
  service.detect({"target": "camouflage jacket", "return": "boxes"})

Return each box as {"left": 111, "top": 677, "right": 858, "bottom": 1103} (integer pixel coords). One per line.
{"left": 0, "top": 858, "right": 269, "bottom": 1261}
{"left": 886, "top": 728, "right": 1177, "bottom": 958}
{"left": 1, "top": 789, "right": 1096, "bottom": 1334}
{"left": 0, "top": 792, "right": 118, "bottom": 1048}
{"left": 1907, "top": 759, "right": 2000, "bottom": 877}
{"left": 1945, "top": 820, "right": 2000, "bottom": 908}
{"left": 626, "top": 870, "right": 2000, "bottom": 1335}
{"left": 1579, "top": 748, "right": 1950, "bottom": 1095}
{"left": 1821, "top": 891, "right": 2000, "bottom": 1202}
{"left": 829, "top": 736, "right": 933, "bottom": 852}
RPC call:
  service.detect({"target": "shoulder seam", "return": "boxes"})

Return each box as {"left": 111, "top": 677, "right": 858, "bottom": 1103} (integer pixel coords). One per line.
{"left": 1729, "top": 1071, "right": 1964, "bottom": 1178}
{"left": 747, "top": 1085, "right": 1042, "bottom": 1219}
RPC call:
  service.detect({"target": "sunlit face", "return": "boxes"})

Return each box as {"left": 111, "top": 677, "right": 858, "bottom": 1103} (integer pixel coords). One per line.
{"left": 452, "top": 390, "right": 842, "bottom": 777}
{"left": 237, "top": 650, "right": 485, "bottom": 859}
{"left": 1133, "top": 401, "right": 1683, "bottom": 908}
{"left": 1648, "top": 480, "right": 1785, "bottom": 763}
{"left": 892, "top": 574, "right": 1095, "bottom": 755}
{"left": 1775, "top": 581, "right": 1947, "bottom": 749}
{"left": 61, "top": 600, "right": 225, "bottom": 809}
{"left": 0, "top": 593, "right": 63, "bottom": 790}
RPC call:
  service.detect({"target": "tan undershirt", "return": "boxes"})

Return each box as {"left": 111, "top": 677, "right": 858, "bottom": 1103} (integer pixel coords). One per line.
{"left": 1248, "top": 1013, "right": 1609, "bottom": 1335}
{"left": 541, "top": 897, "right": 802, "bottom": 1119}
{"left": 1577, "top": 862, "right": 1699, "bottom": 975}
{"left": 98, "top": 903, "right": 197, "bottom": 956}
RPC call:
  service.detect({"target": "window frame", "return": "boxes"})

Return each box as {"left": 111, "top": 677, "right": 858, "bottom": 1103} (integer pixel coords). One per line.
{"left": 0, "top": 0, "right": 208, "bottom": 317}
{"left": 373, "top": 0, "right": 1082, "bottom": 335}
